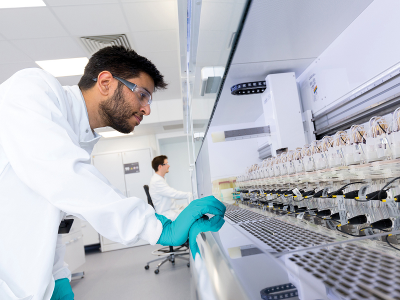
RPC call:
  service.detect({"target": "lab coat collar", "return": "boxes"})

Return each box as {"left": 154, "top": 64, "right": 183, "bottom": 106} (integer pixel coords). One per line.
{"left": 154, "top": 173, "right": 166, "bottom": 181}
{"left": 63, "top": 85, "right": 101, "bottom": 155}
{"left": 63, "top": 85, "right": 101, "bottom": 143}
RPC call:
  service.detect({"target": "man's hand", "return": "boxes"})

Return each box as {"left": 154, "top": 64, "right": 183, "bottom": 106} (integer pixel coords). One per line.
{"left": 156, "top": 196, "right": 226, "bottom": 246}
{"left": 50, "top": 278, "right": 74, "bottom": 300}
{"left": 189, "top": 215, "right": 225, "bottom": 259}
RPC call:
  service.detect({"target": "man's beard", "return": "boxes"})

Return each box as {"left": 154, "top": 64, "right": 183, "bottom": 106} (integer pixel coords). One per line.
{"left": 99, "top": 84, "right": 135, "bottom": 134}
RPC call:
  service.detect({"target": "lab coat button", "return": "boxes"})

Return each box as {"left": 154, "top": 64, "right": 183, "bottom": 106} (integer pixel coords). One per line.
{"left": 86, "top": 129, "right": 89, "bottom": 133}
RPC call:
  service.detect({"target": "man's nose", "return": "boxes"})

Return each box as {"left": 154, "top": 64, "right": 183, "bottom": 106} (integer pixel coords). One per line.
{"left": 141, "top": 105, "right": 151, "bottom": 116}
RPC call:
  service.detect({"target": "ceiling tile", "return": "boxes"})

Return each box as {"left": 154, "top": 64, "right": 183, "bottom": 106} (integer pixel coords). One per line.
{"left": 157, "top": 99, "right": 183, "bottom": 122}
{"left": 0, "top": 7, "right": 68, "bottom": 39}
{"left": 56, "top": 75, "right": 82, "bottom": 86}
{"left": 12, "top": 37, "right": 87, "bottom": 61}
{"left": 196, "top": 51, "right": 222, "bottom": 65}
{"left": 0, "top": 62, "right": 38, "bottom": 84}
{"left": 46, "top": 0, "right": 118, "bottom": 5}
{"left": 123, "top": 1, "right": 178, "bottom": 32}
{"left": 129, "top": 30, "right": 179, "bottom": 54}
{"left": 197, "top": 30, "right": 230, "bottom": 52}
{"left": 0, "top": 41, "right": 32, "bottom": 64}
{"left": 144, "top": 51, "right": 180, "bottom": 73}
{"left": 196, "top": 49, "right": 230, "bottom": 66}
{"left": 199, "top": 2, "right": 235, "bottom": 31}
{"left": 152, "top": 68, "right": 181, "bottom": 101}
{"left": 52, "top": 4, "right": 129, "bottom": 36}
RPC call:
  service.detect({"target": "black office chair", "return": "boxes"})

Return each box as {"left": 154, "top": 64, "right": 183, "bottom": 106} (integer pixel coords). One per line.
{"left": 143, "top": 185, "right": 190, "bottom": 274}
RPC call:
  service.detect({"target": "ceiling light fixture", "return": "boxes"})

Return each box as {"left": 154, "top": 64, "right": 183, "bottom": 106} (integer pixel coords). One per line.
{"left": 0, "top": 0, "right": 46, "bottom": 9}
{"left": 100, "top": 131, "right": 134, "bottom": 138}
{"left": 35, "top": 57, "right": 89, "bottom": 77}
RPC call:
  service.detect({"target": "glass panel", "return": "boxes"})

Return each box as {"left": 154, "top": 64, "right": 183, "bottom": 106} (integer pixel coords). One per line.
{"left": 193, "top": 1, "right": 400, "bottom": 299}
{"left": 191, "top": 0, "right": 249, "bottom": 155}
{"left": 184, "top": 0, "right": 250, "bottom": 198}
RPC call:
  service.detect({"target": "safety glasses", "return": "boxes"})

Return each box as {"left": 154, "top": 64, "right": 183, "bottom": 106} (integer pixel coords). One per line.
{"left": 93, "top": 75, "right": 152, "bottom": 107}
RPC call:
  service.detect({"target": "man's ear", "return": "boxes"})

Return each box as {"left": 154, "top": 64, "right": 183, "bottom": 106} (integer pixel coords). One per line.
{"left": 96, "top": 71, "right": 114, "bottom": 96}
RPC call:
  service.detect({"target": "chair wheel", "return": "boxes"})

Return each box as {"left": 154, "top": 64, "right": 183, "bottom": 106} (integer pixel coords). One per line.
{"left": 187, "top": 263, "right": 190, "bottom": 267}
{"left": 154, "top": 269, "right": 159, "bottom": 274}
{"left": 144, "top": 265, "right": 149, "bottom": 270}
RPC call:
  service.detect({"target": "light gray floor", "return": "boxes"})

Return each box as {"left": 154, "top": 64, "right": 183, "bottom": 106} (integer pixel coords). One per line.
{"left": 71, "top": 244, "right": 192, "bottom": 300}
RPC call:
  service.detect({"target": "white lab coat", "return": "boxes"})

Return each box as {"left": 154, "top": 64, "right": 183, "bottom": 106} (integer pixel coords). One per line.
{"left": 149, "top": 173, "right": 191, "bottom": 220}
{"left": 0, "top": 69, "right": 162, "bottom": 300}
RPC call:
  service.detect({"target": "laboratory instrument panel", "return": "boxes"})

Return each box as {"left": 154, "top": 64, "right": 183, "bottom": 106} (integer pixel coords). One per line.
{"left": 232, "top": 110, "right": 400, "bottom": 299}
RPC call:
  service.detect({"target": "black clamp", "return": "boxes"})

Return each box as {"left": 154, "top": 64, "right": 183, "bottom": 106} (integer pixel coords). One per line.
{"left": 260, "top": 283, "right": 298, "bottom": 300}
{"left": 58, "top": 219, "right": 74, "bottom": 234}
{"left": 231, "top": 81, "right": 266, "bottom": 95}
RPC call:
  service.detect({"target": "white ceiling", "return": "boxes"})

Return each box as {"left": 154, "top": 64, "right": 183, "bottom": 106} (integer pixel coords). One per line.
{"left": 0, "top": 0, "right": 181, "bottom": 101}
{"left": 1, "top": 0, "right": 374, "bottom": 138}
{"left": 210, "top": 0, "right": 373, "bottom": 126}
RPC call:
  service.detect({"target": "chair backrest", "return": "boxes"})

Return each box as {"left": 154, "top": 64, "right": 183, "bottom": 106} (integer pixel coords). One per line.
{"left": 143, "top": 185, "right": 155, "bottom": 208}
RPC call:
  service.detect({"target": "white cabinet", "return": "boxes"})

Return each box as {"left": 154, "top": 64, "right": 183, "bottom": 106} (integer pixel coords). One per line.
{"left": 92, "top": 148, "right": 154, "bottom": 252}
{"left": 92, "top": 152, "right": 126, "bottom": 195}
{"left": 123, "top": 149, "right": 153, "bottom": 201}
{"left": 81, "top": 220, "right": 100, "bottom": 246}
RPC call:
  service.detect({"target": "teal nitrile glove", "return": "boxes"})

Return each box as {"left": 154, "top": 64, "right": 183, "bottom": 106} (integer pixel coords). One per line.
{"left": 156, "top": 195, "right": 226, "bottom": 246}
{"left": 50, "top": 278, "right": 74, "bottom": 300}
{"left": 189, "top": 215, "right": 225, "bottom": 259}
{"left": 155, "top": 213, "right": 172, "bottom": 228}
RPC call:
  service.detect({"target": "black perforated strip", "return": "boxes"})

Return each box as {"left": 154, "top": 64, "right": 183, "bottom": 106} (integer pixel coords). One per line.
{"left": 260, "top": 283, "right": 298, "bottom": 300}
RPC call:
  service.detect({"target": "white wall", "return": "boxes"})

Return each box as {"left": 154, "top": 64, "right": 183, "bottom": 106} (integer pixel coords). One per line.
{"left": 92, "top": 134, "right": 158, "bottom": 156}
{"left": 159, "top": 139, "right": 192, "bottom": 193}
{"left": 297, "top": 0, "right": 400, "bottom": 116}
{"left": 93, "top": 132, "right": 195, "bottom": 196}
{"left": 140, "top": 99, "right": 183, "bottom": 125}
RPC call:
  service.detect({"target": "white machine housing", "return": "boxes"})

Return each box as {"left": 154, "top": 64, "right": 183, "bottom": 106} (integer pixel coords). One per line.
{"left": 261, "top": 72, "right": 306, "bottom": 156}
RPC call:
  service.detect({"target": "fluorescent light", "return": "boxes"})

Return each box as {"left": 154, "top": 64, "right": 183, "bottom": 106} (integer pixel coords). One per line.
{"left": 0, "top": 0, "right": 46, "bottom": 8}
{"left": 35, "top": 57, "right": 89, "bottom": 77}
{"left": 100, "top": 131, "right": 134, "bottom": 138}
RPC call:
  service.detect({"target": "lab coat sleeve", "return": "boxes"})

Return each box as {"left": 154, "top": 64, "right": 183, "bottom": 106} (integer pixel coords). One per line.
{"left": 0, "top": 69, "right": 162, "bottom": 246}
{"left": 52, "top": 235, "right": 71, "bottom": 281}
{"left": 152, "top": 179, "right": 191, "bottom": 199}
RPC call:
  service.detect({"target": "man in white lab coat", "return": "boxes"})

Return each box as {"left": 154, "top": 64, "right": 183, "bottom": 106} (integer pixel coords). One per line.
{"left": 149, "top": 155, "right": 192, "bottom": 220}
{"left": 0, "top": 46, "right": 225, "bottom": 300}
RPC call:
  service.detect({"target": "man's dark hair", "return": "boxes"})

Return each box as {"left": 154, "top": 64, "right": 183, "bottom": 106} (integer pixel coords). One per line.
{"left": 78, "top": 45, "right": 167, "bottom": 91}
{"left": 152, "top": 155, "right": 168, "bottom": 172}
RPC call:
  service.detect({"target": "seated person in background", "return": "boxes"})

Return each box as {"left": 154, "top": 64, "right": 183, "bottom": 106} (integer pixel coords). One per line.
{"left": 150, "top": 155, "right": 192, "bottom": 220}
